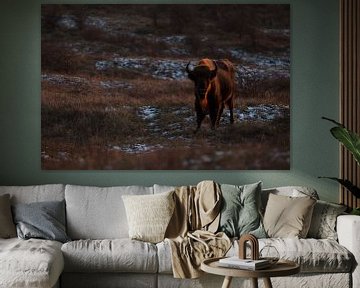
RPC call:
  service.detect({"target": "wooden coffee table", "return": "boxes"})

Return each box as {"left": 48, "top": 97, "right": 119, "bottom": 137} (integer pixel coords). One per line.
{"left": 201, "top": 257, "right": 300, "bottom": 288}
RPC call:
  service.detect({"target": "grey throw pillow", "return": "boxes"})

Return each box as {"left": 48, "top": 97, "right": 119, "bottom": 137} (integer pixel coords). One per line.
{"left": 307, "top": 200, "right": 347, "bottom": 240}
{"left": 0, "top": 194, "right": 17, "bottom": 238}
{"left": 12, "top": 200, "right": 70, "bottom": 243}
{"left": 218, "top": 182, "right": 266, "bottom": 238}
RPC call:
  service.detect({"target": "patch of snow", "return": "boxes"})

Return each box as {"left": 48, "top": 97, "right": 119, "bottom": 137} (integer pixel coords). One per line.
{"left": 95, "top": 60, "right": 114, "bottom": 71}
{"left": 41, "top": 73, "right": 89, "bottom": 87}
{"left": 57, "top": 15, "right": 78, "bottom": 30}
{"left": 231, "top": 104, "right": 289, "bottom": 122}
{"left": 138, "top": 106, "right": 160, "bottom": 121}
{"left": 95, "top": 57, "right": 189, "bottom": 80}
{"left": 100, "top": 81, "right": 132, "bottom": 89}
{"left": 111, "top": 143, "right": 163, "bottom": 154}
{"left": 84, "top": 16, "right": 108, "bottom": 30}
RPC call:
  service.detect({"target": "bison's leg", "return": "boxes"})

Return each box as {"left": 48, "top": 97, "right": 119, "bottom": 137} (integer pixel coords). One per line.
{"left": 215, "top": 104, "right": 224, "bottom": 127}
{"left": 194, "top": 102, "right": 205, "bottom": 133}
{"left": 227, "top": 97, "right": 234, "bottom": 124}
{"left": 195, "top": 112, "right": 205, "bottom": 133}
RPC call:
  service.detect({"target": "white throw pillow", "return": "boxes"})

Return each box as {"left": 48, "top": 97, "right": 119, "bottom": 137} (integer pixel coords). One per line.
{"left": 122, "top": 191, "right": 175, "bottom": 243}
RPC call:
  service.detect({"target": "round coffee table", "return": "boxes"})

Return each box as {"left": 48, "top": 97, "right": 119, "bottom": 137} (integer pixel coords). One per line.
{"left": 201, "top": 257, "right": 300, "bottom": 288}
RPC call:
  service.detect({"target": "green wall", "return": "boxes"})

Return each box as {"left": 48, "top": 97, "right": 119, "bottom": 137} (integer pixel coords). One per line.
{"left": 0, "top": 0, "right": 340, "bottom": 202}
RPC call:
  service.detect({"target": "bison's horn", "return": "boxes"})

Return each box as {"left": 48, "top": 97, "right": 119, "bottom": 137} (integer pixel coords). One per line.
{"left": 210, "top": 61, "right": 218, "bottom": 78}
{"left": 186, "top": 61, "right": 193, "bottom": 74}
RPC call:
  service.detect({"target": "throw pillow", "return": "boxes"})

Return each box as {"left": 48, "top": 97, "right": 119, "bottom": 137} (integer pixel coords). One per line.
{"left": 122, "top": 190, "right": 175, "bottom": 243}
{"left": 307, "top": 200, "right": 347, "bottom": 240}
{"left": 0, "top": 194, "right": 16, "bottom": 238}
{"left": 263, "top": 193, "right": 316, "bottom": 238}
{"left": 12, "top": 200, "right": 70, "bottom": 243}
{"left": 218, "top": 182, "right": 267, "bottom": 238}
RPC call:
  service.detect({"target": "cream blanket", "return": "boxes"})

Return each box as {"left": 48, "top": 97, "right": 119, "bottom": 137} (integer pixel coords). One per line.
{"left": 165, "top": 181, "right": 231, "bottom": 279}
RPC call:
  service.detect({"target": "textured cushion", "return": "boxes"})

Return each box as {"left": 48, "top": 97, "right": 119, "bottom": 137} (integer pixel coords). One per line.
{"left": 0, "top": 238, "right": 64, "bottom": 288}
{"left": 12, "top": 200, "right": 70, "bottom": 243}
{"left": 0, "top": 184, "right": 65, "bottom": 204}
{"left": 122, "top": 191, "right": 175, "bottom": 243}
{"left": 218, "top": 182, "right": 266, "bottom": 238}
{"left": 0, "top": 194, "right": 16, "bottom": 238}
{"left": 307, "top": 200, "right": 347, "bottom": 240}
{"left": 263, "top": 193, "right": 316, "bottom": 238}
{"left": 249, "top": 238, "right": 352, "bottom": 273}
{"left": 65, "top": 185, "right": 153, "bottom": 239}
{"left": 61, "top": 239, "right": 158, "bottom": 273}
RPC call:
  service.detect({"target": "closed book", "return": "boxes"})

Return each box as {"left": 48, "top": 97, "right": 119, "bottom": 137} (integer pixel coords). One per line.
{"left": 218, "top": 257, "right": 271, "bottom": 270}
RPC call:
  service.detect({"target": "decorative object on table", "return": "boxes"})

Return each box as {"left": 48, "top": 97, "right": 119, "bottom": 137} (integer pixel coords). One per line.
{"left": 216, "top": 233, "right": 273, "bottom": 271}
{"left": 259, "top": 245, "right": 280, "bottom": 265}
{"left": 238, "top": 233, "right": 259, "bottom": 260}
{"left": 320, "top": 117, "right": 360, "bottom": 211}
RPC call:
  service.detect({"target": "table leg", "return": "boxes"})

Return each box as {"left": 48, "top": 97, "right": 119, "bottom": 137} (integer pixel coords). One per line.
{"left": 221, "top": 276, "right": 233, "bottom": 288}
{"left": 251, "top": 278, "right": 258, "bottom": 288}
{"left": 263, "top": 277, "right": 273, "bottom": 288}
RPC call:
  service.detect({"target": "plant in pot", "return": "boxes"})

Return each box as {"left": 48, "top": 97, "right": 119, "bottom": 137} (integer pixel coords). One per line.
{"left": 320, "top": 117, "right": 360, "bottom": 215}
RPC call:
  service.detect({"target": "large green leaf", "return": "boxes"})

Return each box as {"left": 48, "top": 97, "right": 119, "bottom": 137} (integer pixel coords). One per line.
{"left": 318, "top": 177, "right": 360, "bottom": 198}
{"left": 323, "top": 117, "right": 360, "bottom": 165}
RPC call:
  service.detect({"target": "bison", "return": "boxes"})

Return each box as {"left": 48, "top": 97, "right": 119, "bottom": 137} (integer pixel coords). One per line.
{"left": 186, "top": 58, "right": 236, "bottom": 132}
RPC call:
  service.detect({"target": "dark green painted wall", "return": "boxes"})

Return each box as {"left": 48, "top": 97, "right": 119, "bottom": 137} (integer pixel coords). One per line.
{"left": 0, "top": 0, "right": 340, "bottom": 202}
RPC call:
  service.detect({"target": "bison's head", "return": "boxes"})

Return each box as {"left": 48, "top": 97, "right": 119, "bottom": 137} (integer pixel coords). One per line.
{"left": 186, "top": 62, "right": 217, "bottom": 101}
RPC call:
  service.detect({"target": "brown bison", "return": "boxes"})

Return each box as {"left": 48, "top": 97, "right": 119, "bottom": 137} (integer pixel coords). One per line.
{"left": 186, "top": 58, "right": 236, "bottom": 132}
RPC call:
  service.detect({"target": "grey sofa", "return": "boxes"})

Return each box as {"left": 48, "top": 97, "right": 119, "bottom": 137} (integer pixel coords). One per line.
{"left": 0, "top": 184, "right": 359, "bottom": 288}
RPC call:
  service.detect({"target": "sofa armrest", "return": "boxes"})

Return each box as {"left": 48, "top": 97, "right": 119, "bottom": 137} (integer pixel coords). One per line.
{"left": 337, "top": 215, "right": 360, "bottom": 288}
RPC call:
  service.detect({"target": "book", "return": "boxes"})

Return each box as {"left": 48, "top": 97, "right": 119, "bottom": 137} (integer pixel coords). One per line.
{"left": 218, "top": 257, "right": 271, "bottom": 270}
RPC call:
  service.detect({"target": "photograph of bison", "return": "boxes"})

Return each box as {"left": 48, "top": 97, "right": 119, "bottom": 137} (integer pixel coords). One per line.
{"left": 41, "top": 4, "right": 290, "bottom": 170}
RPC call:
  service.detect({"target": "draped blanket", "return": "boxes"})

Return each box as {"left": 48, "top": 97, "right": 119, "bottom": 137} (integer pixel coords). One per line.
{"left": 165, "top": 181, "right": 231, "bottom": 278}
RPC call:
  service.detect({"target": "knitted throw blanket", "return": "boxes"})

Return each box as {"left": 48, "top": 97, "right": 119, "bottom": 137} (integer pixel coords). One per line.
{"left": 165, "top": 180, "right": 231, "bottom": 278}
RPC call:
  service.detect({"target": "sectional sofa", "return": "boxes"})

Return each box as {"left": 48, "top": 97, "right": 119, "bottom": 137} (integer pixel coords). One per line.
{"left": 0, "top": 183, "right": 359, "bottom": 288}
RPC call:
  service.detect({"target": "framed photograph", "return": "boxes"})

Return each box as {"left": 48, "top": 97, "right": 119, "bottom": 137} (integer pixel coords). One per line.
{"left": 41, "top": 4, "right": 290, "bottom": 170}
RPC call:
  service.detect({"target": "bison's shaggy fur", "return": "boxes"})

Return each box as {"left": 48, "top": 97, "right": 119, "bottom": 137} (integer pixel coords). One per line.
{"left": 186, "top": 58, "right": 236, "bottom": 132}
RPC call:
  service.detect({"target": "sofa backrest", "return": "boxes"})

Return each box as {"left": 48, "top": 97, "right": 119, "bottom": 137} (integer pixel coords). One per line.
{"left": 0, "top": 184, "right": 65, "bottom": 204}
{"left": 65, "top": 184, "right": 153, "bottom": 240}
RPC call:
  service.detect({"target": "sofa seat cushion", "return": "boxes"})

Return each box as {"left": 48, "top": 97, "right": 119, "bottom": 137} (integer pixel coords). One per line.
{"left": 157, "top": 238, "right": 353, "bottom": 274}
{"left": 0, "top": 238, "right": 64, "bottom": 288}
{"left": 62, "top": 239, "right": 158, "bottom": 273}
{"left": 230, "top": 238, "right": 353, "bottom": 273}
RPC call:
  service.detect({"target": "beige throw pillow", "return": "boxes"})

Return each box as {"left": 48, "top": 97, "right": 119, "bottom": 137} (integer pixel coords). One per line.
{"left": 0, "top": 194, "right": 17, "bottom": 238}
{"left": 122, "top": 191, "right": 175, "bottom": 243}
{"left": 263, "top": 193, "right": 316, "bottom": 238}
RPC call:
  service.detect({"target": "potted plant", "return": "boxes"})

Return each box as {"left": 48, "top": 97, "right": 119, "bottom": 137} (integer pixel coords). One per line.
{"left": 320, "top": 117, "right": 360, "bottom": 215}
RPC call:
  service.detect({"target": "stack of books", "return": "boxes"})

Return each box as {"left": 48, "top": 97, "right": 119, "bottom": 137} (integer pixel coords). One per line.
{"left": 218, "top": 257, "right": 271, "bottom": 270}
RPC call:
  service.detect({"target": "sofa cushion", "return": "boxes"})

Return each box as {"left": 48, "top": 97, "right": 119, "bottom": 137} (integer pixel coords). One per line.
{"left": 307, "top": 200, "right": 347, "bottom": 240}
{"left": 122, "top": 191, "right": 175, "bottom": 243}
{"left": 0, "top": 238, "right": 64, "bottom": 288}
{"left": 0, "top": 194, "right": 16, "bottom": 238}
{"left": 218, "top": 182, "right": 266, "bottom": 238}
{"left": 0, "top": 184, "right": 65, "bottom": 204}
{"left": 61, "top": 239, "right": 158, "bottom": 273}
{"left": 263, "top": 193, "right": 316, "bottom": 238}
{"left": 65, "top": 185, "right": 153, "bottom": 239}
{"left": 12, "top": 200, "right": 70, "bottom": 243}
{"left": 158, "top": 237, "right": 353, "bottom": 274}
